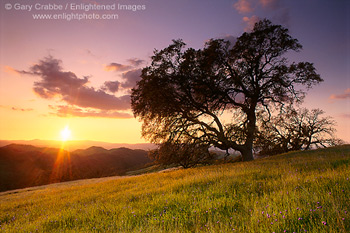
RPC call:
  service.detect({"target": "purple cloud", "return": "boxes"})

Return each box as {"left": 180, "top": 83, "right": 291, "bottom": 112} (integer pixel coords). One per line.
{"left": 50, "top": 105, "right": 132, "bottom": 119}
{"left": 20, "top": 56, "right": 132, "bottom": 118}
{"left": 330, "top": 88, "right": 350, "bottom": 100}
{"left": 11, "top": 107, "right": 34, "bottom": 112}
{"left": 0, "top": 105, "right": 34, "bottom": 112}
{"left": 127, "top": 58, "right": 145, "bottom": 67}
{"left": 120, "top": 68, "right": 142, "bottom": 89}
{"left": 105, "top": 63, "right": 133, "bottom": 72}
{"left": 103, "top": 81, "right": 121, "bottom": 93}
{"left": 339, "top": 113, "right": 350, "bottom": 119}
{"left": 232, "top": 0, "right": 290, "bottom": 30}
{"left": 234, "top": 0, "right": 253, "bottom": 14}
{"left": 243, "top": 15, "right": 260, "bottom": 31}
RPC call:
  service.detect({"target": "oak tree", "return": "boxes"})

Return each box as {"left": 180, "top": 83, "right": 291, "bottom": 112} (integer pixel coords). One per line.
{"left": 255, "top": 107, "right": 342, "bottom": 156}
{"left": 131, "top": 19, "right": 322, "bottom": 161}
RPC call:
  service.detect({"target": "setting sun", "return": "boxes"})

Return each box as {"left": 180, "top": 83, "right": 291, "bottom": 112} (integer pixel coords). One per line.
{"left": 60, "top": 126, "right": 71, "bottom": 141}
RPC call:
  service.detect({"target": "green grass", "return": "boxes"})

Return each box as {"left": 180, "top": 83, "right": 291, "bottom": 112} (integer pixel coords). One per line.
{"left": 0, "top": 145, "right": 349, "bottom": 232}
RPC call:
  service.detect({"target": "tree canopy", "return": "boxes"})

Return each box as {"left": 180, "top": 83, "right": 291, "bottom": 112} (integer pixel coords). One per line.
{"left": 131, "top": 19, "right": 323, "bottom": 161}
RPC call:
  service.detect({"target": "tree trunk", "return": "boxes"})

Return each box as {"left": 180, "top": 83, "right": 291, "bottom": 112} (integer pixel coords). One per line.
{"left": 241, "top": 147, "right": 254, "bottom": 161}
{"left": 242, "top": 104, "right": 257, "bottom": 162}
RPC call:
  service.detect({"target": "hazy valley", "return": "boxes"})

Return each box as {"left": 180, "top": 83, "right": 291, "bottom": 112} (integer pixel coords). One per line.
{"left": 0, "top": 144, "right": 152, "bottom": 192}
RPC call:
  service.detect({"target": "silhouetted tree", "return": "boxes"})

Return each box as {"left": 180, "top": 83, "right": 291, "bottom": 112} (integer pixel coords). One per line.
{"left": 131, "top": 19, "right": 322, "bottom": 161}
{"left": 255, "top": 107, "right": 343, "bottom": 156}
{"left": 149, "top": 142, "right": 213, "bottom": 168}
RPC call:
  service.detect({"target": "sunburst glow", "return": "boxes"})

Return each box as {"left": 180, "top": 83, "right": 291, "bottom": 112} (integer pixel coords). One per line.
{"left": 60, "top": 126, "right": 71, "bottom": 141}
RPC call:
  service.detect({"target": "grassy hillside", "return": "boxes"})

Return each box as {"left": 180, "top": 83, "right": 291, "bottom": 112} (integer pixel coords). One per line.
{"left": 0, "top": 145, "right": 349, "bottom": 232}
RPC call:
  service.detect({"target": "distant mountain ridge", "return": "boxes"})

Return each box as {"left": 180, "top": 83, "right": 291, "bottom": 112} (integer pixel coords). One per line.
{"left": 0, "top": 144, "right": 152, "bottom": 192}
{"left": 0, "top": 139, "right": 156, "bottom": 151}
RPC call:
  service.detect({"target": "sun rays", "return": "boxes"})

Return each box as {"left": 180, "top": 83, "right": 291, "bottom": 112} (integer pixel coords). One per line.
{"left": 50, "top": 125, "right": 73, "bottom": 182}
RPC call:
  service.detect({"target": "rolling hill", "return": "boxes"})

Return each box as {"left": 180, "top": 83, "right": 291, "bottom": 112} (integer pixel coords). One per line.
{"left": 0, "top": 139, "right": 156, "bottom": 151}
{"left": 0, "top": 145, "right": 349, "bottom": 232}
{"left": 0, "top": 144, "right": 152, "bottom": 192}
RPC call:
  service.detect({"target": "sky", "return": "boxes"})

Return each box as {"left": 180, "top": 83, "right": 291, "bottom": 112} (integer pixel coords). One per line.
{"left": 0, "top": 0, "right": 349, "bottom": 144}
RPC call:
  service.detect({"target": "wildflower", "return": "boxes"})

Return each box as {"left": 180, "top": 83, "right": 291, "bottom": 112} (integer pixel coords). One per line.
{"left": 298, "top": 217, "right": 302, "bottom": 220}
{"left": 322, "top": 221, "right": 327, "bottom": 225}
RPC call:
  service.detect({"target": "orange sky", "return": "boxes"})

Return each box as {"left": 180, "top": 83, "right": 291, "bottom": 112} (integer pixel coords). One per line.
{"left": 0, "top": 0, "right": 349, "bottom": 144}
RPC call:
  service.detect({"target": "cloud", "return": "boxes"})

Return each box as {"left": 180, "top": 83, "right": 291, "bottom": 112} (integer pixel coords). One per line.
{"left": 120, "top": 69, "right": 142, "bottom": 89}
{"left": 103, "top": 81, "right": 121, "bottom": 93}
{"left": 232, "top": 0, "right": 289, "bottom": 30}
{"left": 85, "top": 49, "right": 99, "bottom": 59}
{"left": 105, "top": 63, "right": 133, "bottom": 72}
{"left": 101, "top": 58, "right": 144, "bottom": 95}
{"left": 0, "top": 105, "right": 34, "bottom": 112}
{"left": 63, "top": 87, "right": 130, "bottom": 110}
{"left": 330, "top": 88, "right": 350, "bottom": 100}
{"left": 20, "top": 56, "right": 131, "bottom": 117}
{"left": 340, "top": 113, "right": 350, "bottom": 119}
{"left": 50, "top": 105, "right": 132, "bottom": 119}
{"left": 105, "top": 58, "right": 145, "bottom": 73}
{"left": 3, "top": 66, "right": 20, "bottom": 76}
{"left": 243, "top": 15, "right": 260, "bottom": 31}
{"left": 11, "top": 107, "right": 34, "bottom": 112}
{"left": 127, "top": 58, "right": 145, "bottom": 67}
{"left": 234, "top": 0, "right": 253, "bottom": 14}
{"left": 259, "top": 0, "right": 279, "bottom": 8}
